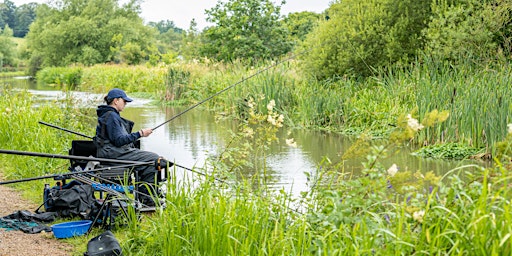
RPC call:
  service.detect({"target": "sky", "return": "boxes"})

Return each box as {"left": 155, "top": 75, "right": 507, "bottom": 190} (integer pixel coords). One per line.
{"left": 10, "top": 0, "right": 332, "bottom": 29}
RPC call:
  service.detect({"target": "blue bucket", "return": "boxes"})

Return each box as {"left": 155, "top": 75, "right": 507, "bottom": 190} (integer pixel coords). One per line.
{"left": 51, "top": 220, "right": 92, "bottom": 239}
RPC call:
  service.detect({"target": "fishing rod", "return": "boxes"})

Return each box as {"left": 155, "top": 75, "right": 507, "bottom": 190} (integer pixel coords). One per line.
{"left": 0, "top": 162, "right": 148, "bottom": 185}
{"left": 152, "top": 51, "right": 305, "bottom": 130}
{"left": 0, "top": 148, "right": 226, "bottom": 184}
{"left": 39, "top": 121, "right": 93, "bottom": 139}
{"left": 0, "top": 149, "right": 153, "bottom": 165}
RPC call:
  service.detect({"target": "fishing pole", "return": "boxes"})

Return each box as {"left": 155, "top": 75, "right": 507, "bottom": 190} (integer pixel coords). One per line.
{"left": 152, "top": 51, "right": 306, "bottom": 130}
{"left": 0, "top": 149, "right": 153, "bottom": 165}
{"left": 0, "top": 162, "right": 148, "bottom": 185}
{"left": 39, "top": 121, "right": 94, "bottom": 139}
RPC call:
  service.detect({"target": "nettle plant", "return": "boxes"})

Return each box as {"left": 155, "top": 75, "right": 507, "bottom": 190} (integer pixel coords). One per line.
{"left": 305, "top": 110, "right": 450, "bottom": 251}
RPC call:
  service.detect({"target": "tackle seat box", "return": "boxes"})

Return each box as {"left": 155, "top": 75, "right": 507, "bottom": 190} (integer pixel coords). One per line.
{"left": 68, "top": 140, "right": 138, "bottom": 183}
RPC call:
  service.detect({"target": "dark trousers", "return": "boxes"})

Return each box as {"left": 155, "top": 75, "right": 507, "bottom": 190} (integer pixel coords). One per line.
{"left": 97, "top": 143, "right": 165, "bottom": 203}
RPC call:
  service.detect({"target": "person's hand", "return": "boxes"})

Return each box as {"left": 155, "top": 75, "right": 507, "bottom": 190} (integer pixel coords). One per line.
{"left": 139, "top": 128, "right": 153, "bottom": 137}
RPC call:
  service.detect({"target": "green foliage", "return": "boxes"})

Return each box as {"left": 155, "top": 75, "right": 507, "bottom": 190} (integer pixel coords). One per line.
{"left": 216, "top": 96, "right": 286, "bottom": 176}
{"left": 282, "top": 11, "right": 322, "bottom": 44}
{"left": 413, "top": 143, "right": 482, "bottom": 160}
{"left": 202, "top": 0, "right": 292, "bottom": 62}
{"left": 78, "top": 64, "right": 167, "bottom": 95}
{"left": 26, "top": 0, "right": 156, "bottom": 71}
{"left": 146, "top": 20, "right": 184, "bottom": 64}
{"left": 36, "top": 66, "right": 83, "bottom": 87}
{"left": 179, "top": 19, "right": 201, "bottom": 61}
{"left": 12, "top": 2, "right": 37, "bottom": 37}
{"left": 423, "top": 0, "right": 508, "bottom": 63}
{"left": 0, "top": 0, "right": 36, "bottom": 38}
{"left": 0, "top": 25, "right": 16, "bottom": 66}
{"left": 300, "top": 0, "right": 432, "bottom": 79}
{"left": 0, "top": 85, "right": 91, "bottom": 199}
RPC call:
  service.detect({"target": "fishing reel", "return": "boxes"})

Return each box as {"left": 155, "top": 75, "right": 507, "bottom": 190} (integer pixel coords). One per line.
{"left": 154, "top": 157, "right": 173, "bottom": 181}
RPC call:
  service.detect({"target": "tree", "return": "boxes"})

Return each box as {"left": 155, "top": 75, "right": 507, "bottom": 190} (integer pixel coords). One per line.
{"left": 14, "top": 3, "right": 37, "bottom": 37}
{"left": 300, "top": 0, "right": 432, "bottom": 79}
{"left": 0, "top": 0, "right": 15, "bottom": 31}
{"left": 201, "top": 0, "right": 292, "bottom": 62}
{"left": 148, "top": 20, "right": 184, "bottom": 56}
{"left": 180, "top": 19, "right": 201, "bottom": 61}
{"left": 26, "top": 0, "right": 156, "bottom": 71}
{"left": 423, "top": 0, "right": 509, "bottom": 63}
{"left": 148, "top": 19, "right": 184, "bottom": 34}
{"left": 282, "top": 11, "right": 322, "bottom": 44}
{"left": 0, "top": 24, "right": 16, "bottom": 66}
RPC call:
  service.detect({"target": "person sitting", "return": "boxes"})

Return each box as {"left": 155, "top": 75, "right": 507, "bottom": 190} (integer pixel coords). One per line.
{"left": 93, "top": 88, "right": 170, "bottom": 207}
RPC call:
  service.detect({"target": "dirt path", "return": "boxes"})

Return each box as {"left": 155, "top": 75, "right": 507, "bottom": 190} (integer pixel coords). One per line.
{"left": 0, "top": 184, "right": 74, "bottom": 256}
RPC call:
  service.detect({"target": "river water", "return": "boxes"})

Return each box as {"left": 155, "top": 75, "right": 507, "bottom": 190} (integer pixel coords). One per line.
{"left": 3, "top": 77, "right": 487, "bottom": 197}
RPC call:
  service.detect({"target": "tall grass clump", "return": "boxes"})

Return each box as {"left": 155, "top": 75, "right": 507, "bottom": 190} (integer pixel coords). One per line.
{"left": 79, "top": 64, "right": 167, "bottom": 95}
{"left": 124, "top": 177, "right": 310, "bottom": 255}
{"left": 36, "top": 66, "right": 83, "bottom": 88}
{"left": 0, "top": 85, "right": 91, "bottom": 199}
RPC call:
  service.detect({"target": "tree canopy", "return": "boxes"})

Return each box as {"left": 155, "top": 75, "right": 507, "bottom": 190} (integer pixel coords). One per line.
{"left": 300, "top": 0, "right": 432, "bottom": 79}
{"left": 0, "top": 0, "right": 36, "bottom": 37}
{"left": 201, "top": 0, "right": 292, "bottom": 62}
{"left": 27, "top": 0, "right": 156, "bottom": 71}
{"left": 0, "top": 25, "right": 16, "bottom": 66}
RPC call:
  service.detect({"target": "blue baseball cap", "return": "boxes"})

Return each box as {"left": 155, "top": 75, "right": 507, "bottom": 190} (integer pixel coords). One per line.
{"left": 107, "top": 88, "right": 133, "bottom": 102}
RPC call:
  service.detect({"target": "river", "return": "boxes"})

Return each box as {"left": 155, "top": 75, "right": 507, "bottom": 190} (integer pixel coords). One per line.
{"left": 3, "top": 77, "right": 487, "bottom": 197}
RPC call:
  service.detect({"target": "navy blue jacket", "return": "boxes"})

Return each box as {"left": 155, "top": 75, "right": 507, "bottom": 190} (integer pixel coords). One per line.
{"left": 95, "top": 105, "right": 141, "bottom": 147}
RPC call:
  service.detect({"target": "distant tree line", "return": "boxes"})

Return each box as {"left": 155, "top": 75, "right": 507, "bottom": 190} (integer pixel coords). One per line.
{"left": 0, "top": 0, "right": 37, "bottom": 37}
{"left": 5, "top": 0, "right": 508, "bottom": 80}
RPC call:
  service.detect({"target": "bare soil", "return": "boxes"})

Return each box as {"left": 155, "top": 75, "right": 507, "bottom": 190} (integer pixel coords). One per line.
{"left": 0, "top": 184, "right": 74, "bottom": 256}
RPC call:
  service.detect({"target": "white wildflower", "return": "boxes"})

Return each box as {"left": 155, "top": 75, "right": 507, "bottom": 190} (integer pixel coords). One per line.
{"left": 286, "top": 138, "right": 297, "bottom": 148}
{"left": 413, "top": 210, "right": 425, "bottom": 223}
{"left": 406, "top": 114, "right": 424, "bottom": 131}
{"left": 267, "top": 114, "right": 276, "bottom": 125}
{"left": 275, "top": 114, "right": 284, "bottom": 127}
{"left": 247, "top": 98, "right": 255, "bottom": 109}
{"left": 508, "top": 123, "right": 512, "bottom": 134}
{"left": 387, "top": 164, "right": 398, "bottom": 177}
{"left": 267, "top": 99, "right": 275, "bottom": 112}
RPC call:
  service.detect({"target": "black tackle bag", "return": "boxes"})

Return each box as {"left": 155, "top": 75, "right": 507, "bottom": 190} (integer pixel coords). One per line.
{"left": 40, "top": 180, "right": 98, "bottom": 219}
{"left": 84, "top": 230, "right": 123, "bottom": 256}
